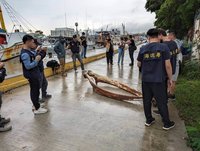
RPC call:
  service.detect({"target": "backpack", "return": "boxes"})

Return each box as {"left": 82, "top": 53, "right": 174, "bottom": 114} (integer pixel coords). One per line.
{"left": 46, "top": 60, "right": 60, "bottom": 69}
{"left": 133, "top": 45, "right": 137, "bottom": 50}
{"left": 130, "top": 39, "right": 137, "bottom": 51}
{"left": 0, "top": 67, "right": 7, "bottom": 83}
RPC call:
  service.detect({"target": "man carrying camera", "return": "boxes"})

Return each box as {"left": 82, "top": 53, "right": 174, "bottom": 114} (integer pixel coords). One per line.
{"left": 20, "top": 35, "right": 48, "bottom": 115}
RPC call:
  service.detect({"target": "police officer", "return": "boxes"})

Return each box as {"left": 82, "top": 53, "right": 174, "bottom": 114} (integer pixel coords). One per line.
{"left": 20, "top": 35, "right": 48, "bottom": 115}
{"left": 159, "top": 29, "right": 178, "bottom": 96}
{"left": 152, "top": 29, "right": 179, "bottom": 115}
{"left": 167, "top": 30, "right": 183, "bottom": 100}
{"left": 137, "top": 28, "right": 175, "bottom": 130}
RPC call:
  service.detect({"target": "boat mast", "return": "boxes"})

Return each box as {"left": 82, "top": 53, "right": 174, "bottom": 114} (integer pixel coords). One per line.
{"left": 0, "top": 5, "right": 6, "bottom": 31}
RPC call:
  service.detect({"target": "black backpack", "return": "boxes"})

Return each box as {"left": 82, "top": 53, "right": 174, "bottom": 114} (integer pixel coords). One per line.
{"left": 46, "top": 60, "right": 60, "bottom": 69}
{"left": 0, "top": 67, "right": 7, "bottom": 83}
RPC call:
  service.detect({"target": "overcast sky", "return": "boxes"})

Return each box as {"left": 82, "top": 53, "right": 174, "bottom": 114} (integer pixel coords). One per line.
{"left": 2, "top": 0, "right": 155, "bottom": 35}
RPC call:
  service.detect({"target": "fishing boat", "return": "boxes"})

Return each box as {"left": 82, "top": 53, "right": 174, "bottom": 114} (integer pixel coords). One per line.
{"left": 0, "top": 29, "right": 26, "bottom": 61}
{"left": 0, "top": 0, "right": 41, "bottom": 61}
{"left": 0, "top": 2, "right": 26, "bottom": 61}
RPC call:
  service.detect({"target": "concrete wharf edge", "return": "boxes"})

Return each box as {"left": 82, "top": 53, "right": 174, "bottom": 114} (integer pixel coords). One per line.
{"left": 0, "top": 49, "right": 118, "bottom": 92}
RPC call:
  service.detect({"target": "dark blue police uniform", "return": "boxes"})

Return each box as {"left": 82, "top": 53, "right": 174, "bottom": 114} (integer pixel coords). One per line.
{"left": 137, "top": 42, "right": 172, "bottom": 125}
{"left": 163, "top": 41, "right": 178, "bottom": 74}
{"left": 20, "top": 49, "right": 46, "bottom": 110}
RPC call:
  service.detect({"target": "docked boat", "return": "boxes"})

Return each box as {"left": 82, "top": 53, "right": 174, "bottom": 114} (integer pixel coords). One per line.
{"left": 0, "top": 29, "right": 25, "bottom": 61}
{"left": 0, "top": 0, "right": 43, "bottom": 61}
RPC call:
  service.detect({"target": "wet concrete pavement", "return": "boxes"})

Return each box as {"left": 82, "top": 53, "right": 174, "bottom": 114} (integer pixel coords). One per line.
{"left": 0, "top": 46, "right": 191, "bottom": 151}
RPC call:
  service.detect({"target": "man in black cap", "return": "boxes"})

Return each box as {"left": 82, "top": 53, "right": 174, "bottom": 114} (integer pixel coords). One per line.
{"left": 68, "top": 35, "right": 85, "bottom": 73}
{"left": 20, "top": 35, "right": 48, "bottom": 115}
{"left": 137, "top": 28, "right": 175, "bottom": 130}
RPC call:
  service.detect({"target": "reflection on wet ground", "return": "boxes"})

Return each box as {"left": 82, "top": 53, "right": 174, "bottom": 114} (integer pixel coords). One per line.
{"left": 0, "top": 47, "right": 191, "bottom": 151}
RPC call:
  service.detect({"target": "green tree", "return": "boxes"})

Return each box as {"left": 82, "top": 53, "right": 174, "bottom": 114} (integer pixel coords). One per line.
{"left": 145, "top": 0, "right": 200, "bottom": 38}
{"left": 155, "top": 0, "right": 186, "bottom": 38}
{"left": 178, "top": 0, "right": 200, "bottom": 31}
{"left": 145, "top": 0, "right": 165, "bottom": 12}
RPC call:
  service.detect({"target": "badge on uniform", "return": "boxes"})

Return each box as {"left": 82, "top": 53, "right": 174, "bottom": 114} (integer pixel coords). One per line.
{"left": 144, "top": 51, "right": 161, "bottom": 60}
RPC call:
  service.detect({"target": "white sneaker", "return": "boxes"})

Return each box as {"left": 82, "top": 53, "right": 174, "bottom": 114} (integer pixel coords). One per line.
{"left": 32, "top": 106, "right": 35, "bottom": 112}
{"left": 40, "top": 102, "right": 46, "bottom": 108}
{"left": 32, "top": 103, "right": 45, "bottom": 112}
{"left": 34, "top": 107, "right": 48, "bottom": 115}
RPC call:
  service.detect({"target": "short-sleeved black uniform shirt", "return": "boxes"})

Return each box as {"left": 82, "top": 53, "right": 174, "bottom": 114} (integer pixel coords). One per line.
{"left": 163, "top": 41, "right": 178, "bottom": 74}
{"left": 137, "top": 42, "right": 171, "bottom": 83}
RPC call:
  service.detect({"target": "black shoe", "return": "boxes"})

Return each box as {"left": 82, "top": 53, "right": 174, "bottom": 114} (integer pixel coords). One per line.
{"left": 145, "top": 118, "right": 155, "bottom": 127}
{"left": 0, "top": 117, "right": 11, "bottom": 125}
{"left": 42, "top": 94, "right": 52, "bottom": 99}
{"left": 153, "top": 110, "right": 160, "bottom": 116}
{"left": 163, "top": 121, "right": 175, "bottom": 130}
{"left": 0, "top": 124, "right": 12, "bottom": 132}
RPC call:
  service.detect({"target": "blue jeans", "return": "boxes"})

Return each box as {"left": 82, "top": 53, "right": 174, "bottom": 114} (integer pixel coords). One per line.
{"left": 81, "top": 46, "right": 87, "bottom": 58}
{"left": 118, "top": 48, "right": 124, "bottom": 64}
